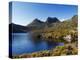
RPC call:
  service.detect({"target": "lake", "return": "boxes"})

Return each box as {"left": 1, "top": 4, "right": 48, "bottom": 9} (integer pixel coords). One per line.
{"left": 12, "top": 33, "right": 64, "bottom": 55}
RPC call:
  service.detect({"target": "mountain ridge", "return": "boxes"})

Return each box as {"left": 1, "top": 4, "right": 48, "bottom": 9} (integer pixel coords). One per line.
{"left": 9, "top": 15, "right": 78, "bottom": 33}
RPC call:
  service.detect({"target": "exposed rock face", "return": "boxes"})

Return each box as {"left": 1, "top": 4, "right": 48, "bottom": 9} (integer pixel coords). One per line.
{"left": 28, "top": 18, "right": 44, "bottom": 26}
{"left": 63, "top": 35, "right": 72, "bottom": 43}
{"left": 46, "top": 17, "right": 60, "bottom": 24}
{"left": 27, "top": 18, "right": 45, "bottom": 30}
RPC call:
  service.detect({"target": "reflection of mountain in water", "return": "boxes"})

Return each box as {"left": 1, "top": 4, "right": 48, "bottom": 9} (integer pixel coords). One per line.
{"left": 12, "top": 33, "right": 64, "bottom": 55}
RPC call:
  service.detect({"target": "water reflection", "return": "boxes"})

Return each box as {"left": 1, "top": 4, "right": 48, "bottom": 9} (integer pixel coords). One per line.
{"left": 12, "top": 33, "right": 64, "bottom": 55}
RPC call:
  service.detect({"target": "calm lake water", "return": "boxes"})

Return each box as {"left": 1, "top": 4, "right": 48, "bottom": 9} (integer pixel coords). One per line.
{"left": 12, "top": 33, "right": 64, "bottom": 55}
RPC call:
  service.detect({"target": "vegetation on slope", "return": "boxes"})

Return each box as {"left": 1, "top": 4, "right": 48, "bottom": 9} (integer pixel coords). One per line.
{"left": 30, "top": 15, "right": 78, "bottom": 43}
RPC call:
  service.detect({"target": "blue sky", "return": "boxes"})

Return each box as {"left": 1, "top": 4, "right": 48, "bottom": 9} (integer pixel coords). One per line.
{"left": 10, "top": 1, "right": 78, "bottom": 26}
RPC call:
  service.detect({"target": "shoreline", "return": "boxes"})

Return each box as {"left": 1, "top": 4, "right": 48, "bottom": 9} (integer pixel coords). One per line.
{"left": 12, "top": 42, "right": 78, "bottom": 58}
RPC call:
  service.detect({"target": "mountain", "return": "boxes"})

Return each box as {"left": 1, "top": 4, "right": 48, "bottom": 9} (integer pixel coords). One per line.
{"left": 46, "top": 17, "right": 60, "bottom": 24}
{"left": 28, "top": 18, "right": 44, "bottom": 26}
{"left": 72, "top": 15, "right": 78, "bottom": 20}
{"left": 27, "top": 17, "right": 60, "bottom": 30}
{"left": 9, "top": 23, "right": 28, "bottom": 33}
{"left": 44, "top": 17, "right": 60, "bottom": 28}
{"left": 71, "top": 15, "right": 78, "bottom": 25}
{"left": 27, "top": 18, "right": 45, "bottom": 30}
{"left": 30, "top": 15, "right": 78, "bottom": 42}
{"left": 9, "top": 15, "right": 77, "bottom": 33}
{"left": 9, "top": 17, "right": 60, "bottom": 33}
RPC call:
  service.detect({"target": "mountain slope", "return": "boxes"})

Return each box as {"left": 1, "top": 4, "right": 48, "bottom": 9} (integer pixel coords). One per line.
{"left": 9, "top": 23, "right": 28, "bottom": 33}
{"left": 31, "top": 15, "right": 78, "bottom": 42}
{"left": 27, "top": 18, "right": 45, "bottom": 30}
{"left": 27, "top": 17, "right": 60, "bottom": 30}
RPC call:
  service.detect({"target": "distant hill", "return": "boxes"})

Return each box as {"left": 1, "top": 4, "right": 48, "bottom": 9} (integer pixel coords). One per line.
{"left": 9, "top": 23, "right": 28, "bottom": 33}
